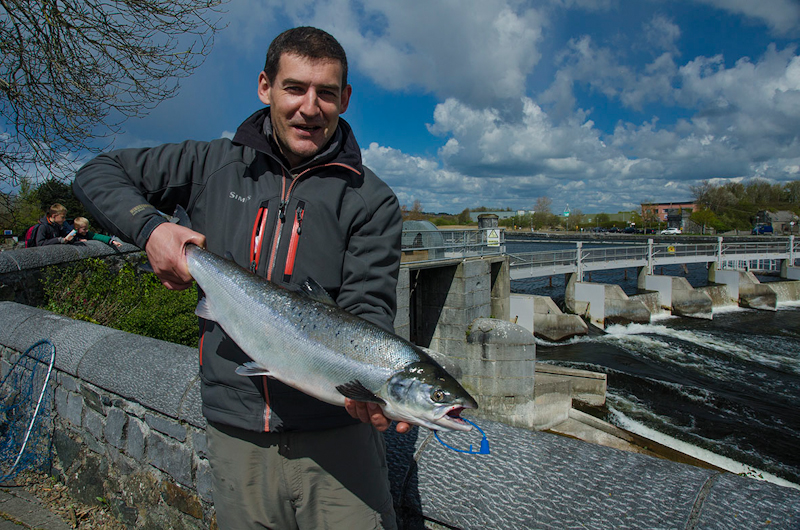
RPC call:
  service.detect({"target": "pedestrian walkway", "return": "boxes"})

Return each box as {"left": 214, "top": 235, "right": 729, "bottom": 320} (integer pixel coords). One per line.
{"left": 0, "top": 485, "right": 70, "bottom": 530}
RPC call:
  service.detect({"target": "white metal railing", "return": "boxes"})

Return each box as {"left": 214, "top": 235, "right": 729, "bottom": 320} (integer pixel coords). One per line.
{"left": 402, "top": 230, "right": 799, "bottom": 273}
{"left": 508, "top": 236, "right": 798, "bottom": 279}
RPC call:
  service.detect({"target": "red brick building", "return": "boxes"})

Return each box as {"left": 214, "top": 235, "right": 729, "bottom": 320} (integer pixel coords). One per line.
{"left": 641, "top": 201, "right": 697, "bottom": 222}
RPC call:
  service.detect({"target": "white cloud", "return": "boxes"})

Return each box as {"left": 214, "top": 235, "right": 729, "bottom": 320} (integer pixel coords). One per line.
{"left": 694, "top": 0, "right": 800, "bottom": 37}
{"left": 644, "top": 14, "right": 681, "bottom": 55}
{"left": 280, "top": 0, "right": 547, "bottom": 106}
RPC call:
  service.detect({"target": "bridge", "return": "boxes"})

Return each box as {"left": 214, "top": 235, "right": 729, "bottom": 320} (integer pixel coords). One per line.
{"left": 399, "top": 227, "right": 799, "bottom": 280}
{"left": 506, "top": 237, "right": 799, "bottom": 280}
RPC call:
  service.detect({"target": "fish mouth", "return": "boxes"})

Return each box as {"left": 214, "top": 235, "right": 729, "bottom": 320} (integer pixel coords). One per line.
{"left": 434, "top": 406, "right": 473, "bottom": 432}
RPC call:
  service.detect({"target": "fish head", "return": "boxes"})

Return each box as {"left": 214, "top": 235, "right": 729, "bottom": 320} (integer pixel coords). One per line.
{"left": 382, "top": 361, "right": 478, "bottom": 432}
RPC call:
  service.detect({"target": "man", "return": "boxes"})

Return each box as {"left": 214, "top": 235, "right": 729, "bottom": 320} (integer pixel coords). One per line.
{"left": 74, "top": 26, "right": 408, "bottom": 529}
{"left": 33, "top": 203, "right": 76, "bottom": 246}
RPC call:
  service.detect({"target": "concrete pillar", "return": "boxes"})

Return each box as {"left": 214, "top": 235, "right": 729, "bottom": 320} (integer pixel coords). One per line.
{"left": 490, "top": 257, "right": 510, "bottom": 321}
{"left": 510, "top": 294, "right": 588, "bottom": 342}
{"left": 461, "top": 318, "right": 537, "bottom": 430}
{"left": 394, "top": 267, "right": 411, "bottom": 340}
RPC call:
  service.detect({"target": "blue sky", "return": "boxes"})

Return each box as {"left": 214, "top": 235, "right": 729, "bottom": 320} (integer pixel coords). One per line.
{"left": 106, "top": 0, "right": 800, "bottom": 215}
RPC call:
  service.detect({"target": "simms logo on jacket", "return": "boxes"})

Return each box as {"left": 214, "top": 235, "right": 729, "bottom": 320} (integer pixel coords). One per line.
{"left": 229, "top": 192, "right": 251, "bottom": 203}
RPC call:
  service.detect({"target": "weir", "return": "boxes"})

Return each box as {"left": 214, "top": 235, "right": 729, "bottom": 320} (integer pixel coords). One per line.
{"left": 2, "top": 242, "right": 800, "bottom": 528}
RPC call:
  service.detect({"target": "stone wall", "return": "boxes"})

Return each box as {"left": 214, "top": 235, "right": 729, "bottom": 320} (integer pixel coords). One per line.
{"left": 1, "top": 302, "right": 211, "bottom": 528}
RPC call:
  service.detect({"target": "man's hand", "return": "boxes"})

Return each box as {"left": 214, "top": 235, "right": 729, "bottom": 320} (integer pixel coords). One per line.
{"left": 145, "top": 222, "right": 206, "bottom": 290}
{"left": 344, "top": 398, "right": 411, "bottom": 434}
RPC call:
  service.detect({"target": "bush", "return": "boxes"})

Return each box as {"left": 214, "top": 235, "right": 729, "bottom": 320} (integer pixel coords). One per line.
{"left": 40, "top": 259, "right": 199, "bottom": 347}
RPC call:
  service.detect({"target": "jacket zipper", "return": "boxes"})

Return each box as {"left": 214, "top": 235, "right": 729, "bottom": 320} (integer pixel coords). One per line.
{"left": 283, "top": 201, "right": 305, "bottom": 284}
{"left": 265, "top": 175, "right": 289, "bottom": 281}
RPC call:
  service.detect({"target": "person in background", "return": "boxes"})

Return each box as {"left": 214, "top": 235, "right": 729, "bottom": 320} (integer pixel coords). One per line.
{"left": 74, "top": 26, "right": 406, "bottom": 529}
{"left": 34, "top": 203, "right": 76, "bottom": 246}
{"left": 71, "top": 217, "right": 122, "bottom": 248}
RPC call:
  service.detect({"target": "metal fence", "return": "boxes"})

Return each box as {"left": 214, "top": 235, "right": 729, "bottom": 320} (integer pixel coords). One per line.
{"left": 401, "top": 230, "right": 800, "bottom": 275}
{"left": 507, "top": 237, "right": 799, "bottom": 279}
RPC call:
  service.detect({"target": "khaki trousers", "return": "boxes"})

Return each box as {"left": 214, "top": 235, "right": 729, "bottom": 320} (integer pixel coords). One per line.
{"left": 207, "top": 421, "right": 397, "bottom": 530}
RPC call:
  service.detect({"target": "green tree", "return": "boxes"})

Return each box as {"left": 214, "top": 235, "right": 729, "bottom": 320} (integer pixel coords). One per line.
{"left": 690, "top": 208, "right": 719, "bottom": 234}
{"left": 531, "top": 196, "right": 552, "bottom": 229}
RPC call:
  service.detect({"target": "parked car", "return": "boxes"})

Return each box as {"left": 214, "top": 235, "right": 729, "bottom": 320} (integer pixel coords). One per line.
{"left": 751, "top": 224, "right": 773, "bottom": 235}
{"left": 644, "top": 228, "right": 657, "bottom": 234}
{"left": 660, "top": 227, "right": 682, "bottom": 235}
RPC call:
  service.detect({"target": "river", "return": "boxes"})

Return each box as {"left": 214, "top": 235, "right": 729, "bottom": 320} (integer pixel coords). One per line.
{"left": 506, "top": 238, "right": 800, "bottom": 488}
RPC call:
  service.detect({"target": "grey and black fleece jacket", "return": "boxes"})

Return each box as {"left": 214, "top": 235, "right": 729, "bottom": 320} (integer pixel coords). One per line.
{"left": 73, "top": 108, "right": 402, "bottom": 433}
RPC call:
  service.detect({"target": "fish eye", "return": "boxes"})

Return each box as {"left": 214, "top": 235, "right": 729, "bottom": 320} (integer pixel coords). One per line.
{"left": 431, "top": 389, "right": 445, "bottom": 402}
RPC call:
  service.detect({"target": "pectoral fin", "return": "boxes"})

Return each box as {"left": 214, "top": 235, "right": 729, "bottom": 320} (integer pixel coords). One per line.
{"left": 194, "top": 296, "right": 216, "bottom": 321}
{"left": 336, "top": 380, "right": 386, "bottom": 405}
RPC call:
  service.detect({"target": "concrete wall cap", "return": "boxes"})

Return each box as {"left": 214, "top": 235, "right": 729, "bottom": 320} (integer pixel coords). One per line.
{"left": 466, "top": 317, "right": 536, "bottom": 346}
{"left": 0, "top": 240, "right": 140, "bottom": 274}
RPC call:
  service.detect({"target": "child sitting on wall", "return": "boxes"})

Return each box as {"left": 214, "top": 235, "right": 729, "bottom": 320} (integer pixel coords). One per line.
{"left": 71, "top": 217, "right": 122, "bottom": 248}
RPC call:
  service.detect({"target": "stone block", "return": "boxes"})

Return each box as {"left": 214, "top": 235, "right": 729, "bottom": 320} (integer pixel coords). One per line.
{"left": 127, "top": 416, "right": 146, "bottom": 461}
{"left": 105, "top": 408, "right": 128, "bottom": 450}
{"left": 81, "top": 385, "right": 105, "bottom": 414}
{"left": 195, "top": 457, "right": 214, "bottom": 503}
{"left": 57, "top": 372, "right": 80, "bottom": 393}
{"left": 84, "top": 408, "right": 105, "bottom": 441}
{"left": 147, "top": 430, "right": 193, "bottom": 487}
{"left": 55, "top": 387, "right": 83, "bottom": 427}
{"left": 146, "top": 413, "right": 187, "bottom": 442}
{"left": 191, "top": 429, "right": 207, "bottom": 459}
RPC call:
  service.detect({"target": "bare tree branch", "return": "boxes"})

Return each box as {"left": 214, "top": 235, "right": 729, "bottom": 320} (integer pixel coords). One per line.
{"left": 0, "top": 0, "right": 226, "bottom": 185}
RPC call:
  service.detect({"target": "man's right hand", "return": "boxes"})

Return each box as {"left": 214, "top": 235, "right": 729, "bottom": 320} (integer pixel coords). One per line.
{"left": 145, "top": 222, "right": 206, "bottom": 290}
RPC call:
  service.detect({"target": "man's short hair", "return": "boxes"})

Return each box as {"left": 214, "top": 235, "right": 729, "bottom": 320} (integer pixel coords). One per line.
{"left": 73, "top": 217, "right": 89, "bottom": 228}
{"left": 264, "top": 26, "right": 348, "bottom": 87}
{"left": 47, "top": 203, "right": 67, "bottom": 217}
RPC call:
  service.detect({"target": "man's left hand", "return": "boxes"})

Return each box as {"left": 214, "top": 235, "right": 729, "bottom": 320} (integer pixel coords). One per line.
{"left": 344, "top": 399, "right": 411, "bottom": 434}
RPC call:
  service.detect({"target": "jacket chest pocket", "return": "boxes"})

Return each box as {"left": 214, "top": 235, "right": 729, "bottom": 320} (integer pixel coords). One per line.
{"left": 250, "top": 199, "right": 307, "bottom": 282}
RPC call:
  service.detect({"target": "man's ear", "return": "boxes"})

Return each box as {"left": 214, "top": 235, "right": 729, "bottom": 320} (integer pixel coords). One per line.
{"left": 258, "top": 71, "right": 272, "bottom": 106}
{"left": 339, "top": 84, "right": 352, "bottom": 114}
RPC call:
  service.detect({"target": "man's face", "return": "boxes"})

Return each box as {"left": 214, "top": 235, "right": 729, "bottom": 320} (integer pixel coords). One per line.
{"left": 49, "top": 213, "right": 65, "bottom": 226}
{"left": 258, "top": 53, "right": 351, "bottom": 168}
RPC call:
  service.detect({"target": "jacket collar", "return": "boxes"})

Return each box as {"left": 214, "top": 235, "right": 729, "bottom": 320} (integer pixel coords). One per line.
{"left": 232, "top": 107, "right": 362, "bottom": 174}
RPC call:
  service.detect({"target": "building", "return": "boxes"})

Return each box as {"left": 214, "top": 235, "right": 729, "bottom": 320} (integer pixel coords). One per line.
{"left": 757, "top": 210, "right": 800, "bottom": 234}
{"left": 641, "top": 201, "right": 697, "bottom": 223}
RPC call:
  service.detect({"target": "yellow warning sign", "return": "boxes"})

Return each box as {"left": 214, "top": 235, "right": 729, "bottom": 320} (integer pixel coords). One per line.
{"left": 668, "top": 245, "right": 676, "bottom": 253}
{"left": 487, "top": 229, "right": 500, "bottom": 247}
